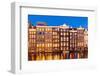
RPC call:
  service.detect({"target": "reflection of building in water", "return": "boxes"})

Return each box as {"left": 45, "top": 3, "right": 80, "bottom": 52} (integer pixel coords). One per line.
{"left": 28, "top": 22, "right": 88, "bottom": 61}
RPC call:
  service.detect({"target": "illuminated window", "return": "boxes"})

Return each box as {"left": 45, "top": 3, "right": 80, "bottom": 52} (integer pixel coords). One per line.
{"left": 64, "top": 33, "right": 66, "bottom": 35}
{"left": 33, "top": 32, "right": 36, "bottom": 34}
{"left": 64, "top": 37, "right": 66, "bottom": 40}
{"left": 61, "top": 43, "right": 63, "bottom": 46}
{"left": 48, "top": 44, "right": 50, "bottom": 47}
{"left": 61, "top": 38, "right": 63, "bottom": 41}
{"left": 31, "top": 31, "right": 33, "bottom": 34}
{"left": 38, "top": 48, "right": 42, "bottom": 51}
{"left": 61, "top": 33, "right": 63, "bottom": 35}
{"left": 60, "top": 29, "right": 62, "bottom": 31}
{"left": 66, "top": 47, "right": 68, "bottom": 50}
{"left": 41, "top": 28, "right": 44, "bottom": 31}
{"left": 75, "top": 33, "right": 77, "bottom": 35}
{"left": 41, "top": 36, "right": 44, "bottom": 38}
{"left": 38, "top": 44, "right": 40, "bottom": 47}
{"left": 53, "top": 32, "right": 56, "bottom": 35}
{"left": 66, "top": 43, "right": 68, "bottom": 46}
{"left": 67, "top": 37, "right": 69, "bottom": 41}
{"left": 64, "top": 43, "right": 65, "bottom": 46}
{"left": 29, "top": 31, "right": 32, "bottom": 34}
{"left": 67, "top": 33, "right": 69, "bottom": 35}
{"left": 42, "top": 44, "right": 44, "bottom": 47}
{"left": 70, "top": 33, "right": 72, "bottom": 35}
{"left": 45, "top": 28, "right": 47, "bottom": 31}
{"left": 48, "top": 28, "right": 51, "bottom": 31}
{"left": 37, "top": 28, "right": 39, "bottom": 31}
{"left": 61, "top": 48, "right": 63, "bottom": 50}
{"left": 49, "top": 43, "right": 52, "bottom": 47}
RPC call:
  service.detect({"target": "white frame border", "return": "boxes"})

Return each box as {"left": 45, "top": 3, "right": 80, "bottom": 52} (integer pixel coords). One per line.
{"left": 11, "top": 2, "right": 97, "bottom": 74}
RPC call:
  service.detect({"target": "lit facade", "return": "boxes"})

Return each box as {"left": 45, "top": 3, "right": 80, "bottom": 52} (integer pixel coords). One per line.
{"left": 28, "top": 22, "right": 88, "bottom": 61}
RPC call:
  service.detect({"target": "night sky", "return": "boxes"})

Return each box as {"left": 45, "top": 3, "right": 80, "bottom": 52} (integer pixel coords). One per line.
{"left": 28, "top": 14, "right": 88, "bottom": 29}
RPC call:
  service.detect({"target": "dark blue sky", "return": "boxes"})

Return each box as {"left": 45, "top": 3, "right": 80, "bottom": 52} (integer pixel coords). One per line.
{"left": 28, "top": 14, "right": 88, "bottom": 29}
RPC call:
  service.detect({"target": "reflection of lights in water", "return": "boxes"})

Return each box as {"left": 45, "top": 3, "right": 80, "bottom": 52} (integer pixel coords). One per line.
{"left": 70, "top": 53, "right": 72, "bottom": 59}
{"left": 77, "top": 53, "right": 80, "bottom": 58}
{"left": 36, "top": 55, "right": 40, "bottom": 60}
{"left": 41, "top": 55, "right": 45, "bottom": 60}
{"left": 30, "top": 52, "right": 87, "bottom": 60}
{"left": 31, "top": 53, "right": 70, "bottom": 60}
{"left": 54, "top": 55, "right": 60, "bottom": 60}
{"left": 47, "top": 55, "right": 52, "bottom": 60}
{"left": 32, "top": 56, "right": 34, "bottom": 60}
{"left": 63, "top": 53, "right": 66, "bottom": 59}
{"left": 61, "top": 54, "right": 63, "bottom": 59}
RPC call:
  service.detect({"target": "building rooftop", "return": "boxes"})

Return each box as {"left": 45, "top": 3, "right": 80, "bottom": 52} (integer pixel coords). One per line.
{"left": 36, "top": 22, "right": 47, "bottom": 26}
